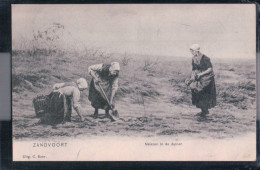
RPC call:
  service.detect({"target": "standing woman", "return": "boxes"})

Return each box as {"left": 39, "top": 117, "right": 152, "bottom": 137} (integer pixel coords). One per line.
{"left": 185, "top": 44, "right": 216, "bottom": 115}
{"left": 88, "top": 62, "right": 120, "bottom": 118}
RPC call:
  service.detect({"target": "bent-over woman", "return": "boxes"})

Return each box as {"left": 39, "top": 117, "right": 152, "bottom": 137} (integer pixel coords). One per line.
{"left": 88, "top": 62, "right": 120, "bottom": 118}
{"left": 35, "top": 78, "right": 88, "bottom": 124}
{"left": 185, "top": 44, "right": 216, "bottom": 115}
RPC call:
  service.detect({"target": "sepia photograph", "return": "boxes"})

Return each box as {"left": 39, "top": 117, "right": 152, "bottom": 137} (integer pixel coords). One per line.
{"left": 12, "top": 4, "right": 256, "bottom": 161}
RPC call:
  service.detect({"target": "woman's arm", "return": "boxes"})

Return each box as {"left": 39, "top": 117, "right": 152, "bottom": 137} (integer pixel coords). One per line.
{"left": 72, "top": 89, "right": 85, "bottom": 121}
{"left": 53, "top": 83, "right": 65, "bottom": 90}
{"left": 110, "top": 78, "right": 118, "bottom": 105}
{"left": 89, "top": 71, "right": 100, "bottom": 82}
{"left": 53, "top": 82, "right": 75, "bottom": 90}
{"left": 198, "top": 57, "right": 213, "bottom": 78}
{"left": 88, "top": 64, "right": 103, "bottom": 82}
{"left": 198, "top": 67, "right": 213, "bottom": 77}
{"left": 74, "top": 106, "right": 84, "bottom": 122}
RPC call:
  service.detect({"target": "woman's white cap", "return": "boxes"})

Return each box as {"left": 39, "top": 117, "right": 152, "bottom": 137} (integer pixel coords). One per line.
{"left": 76, "top": 78, "right": 88, "bottom": 89}
{"left": 190, "top": 44, "right": 200, "bottom": 51}
{"left": 109, "top": 62, "right": 120, "bottom": 71}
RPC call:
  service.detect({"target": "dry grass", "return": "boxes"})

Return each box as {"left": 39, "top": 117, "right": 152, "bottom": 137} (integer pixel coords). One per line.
{"left": 12, "top": 47, "right": 256, "bottom": 140}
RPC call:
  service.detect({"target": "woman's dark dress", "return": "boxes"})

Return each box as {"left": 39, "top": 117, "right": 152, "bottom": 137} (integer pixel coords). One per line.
{"left": 88, "top": 64, "right": 118, "bottom": 110}
{"left": 192, "top": 55, "right": 216, "bottom": 109}
{"left": 35, "top": 91, "right": 69, "bottom": 125}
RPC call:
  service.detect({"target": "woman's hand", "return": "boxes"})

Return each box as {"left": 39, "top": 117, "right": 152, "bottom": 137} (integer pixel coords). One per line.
{"left": 109, "top": 100, "right": 114, "bottom": 106}
{"left": 80, "top": 116, "right": 85, "bottom": 122}
{"left": 185, "top": 79, "right": 191, "bottom": 86}
{"left": 94, "top": 79, "right": 100, "bottom": 85}
{"left": 194, "top": 73, "right": 203, "bottom": 80}
{"left": 93, "top": 76, "right": 100, "bottom": 85}
{"left": 197, "top": 73, "right": 203, "bottom": 79}
{"left": 110, "top": 103, "right": 115, "bottom": 109}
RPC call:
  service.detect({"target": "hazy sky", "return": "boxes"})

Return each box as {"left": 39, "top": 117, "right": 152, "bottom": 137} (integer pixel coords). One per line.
{"left": 12, "top": 4, "right": 256, "bottom": 59}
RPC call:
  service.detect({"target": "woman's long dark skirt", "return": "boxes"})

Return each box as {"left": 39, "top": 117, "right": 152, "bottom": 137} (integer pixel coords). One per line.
{"left": 192, "top": 77, "right": 216, "bottom": 109}
{"left": 88, "top": 79, "right": 111, "bottom": 110}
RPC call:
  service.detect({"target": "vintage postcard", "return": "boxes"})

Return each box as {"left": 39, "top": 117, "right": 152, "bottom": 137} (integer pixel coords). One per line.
{"left": 12, "top": 4, "right": 256, "bottom": 161}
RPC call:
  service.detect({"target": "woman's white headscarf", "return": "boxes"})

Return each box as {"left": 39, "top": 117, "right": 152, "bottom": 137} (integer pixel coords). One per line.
{"left": 109, "top": 62, "right": 120, "bottom": 72}
{"left": 77, "top": 78, "right": 88, "bottom": 89}
{"left": 190, "top": 44, "right": 200, "bottom": 51}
